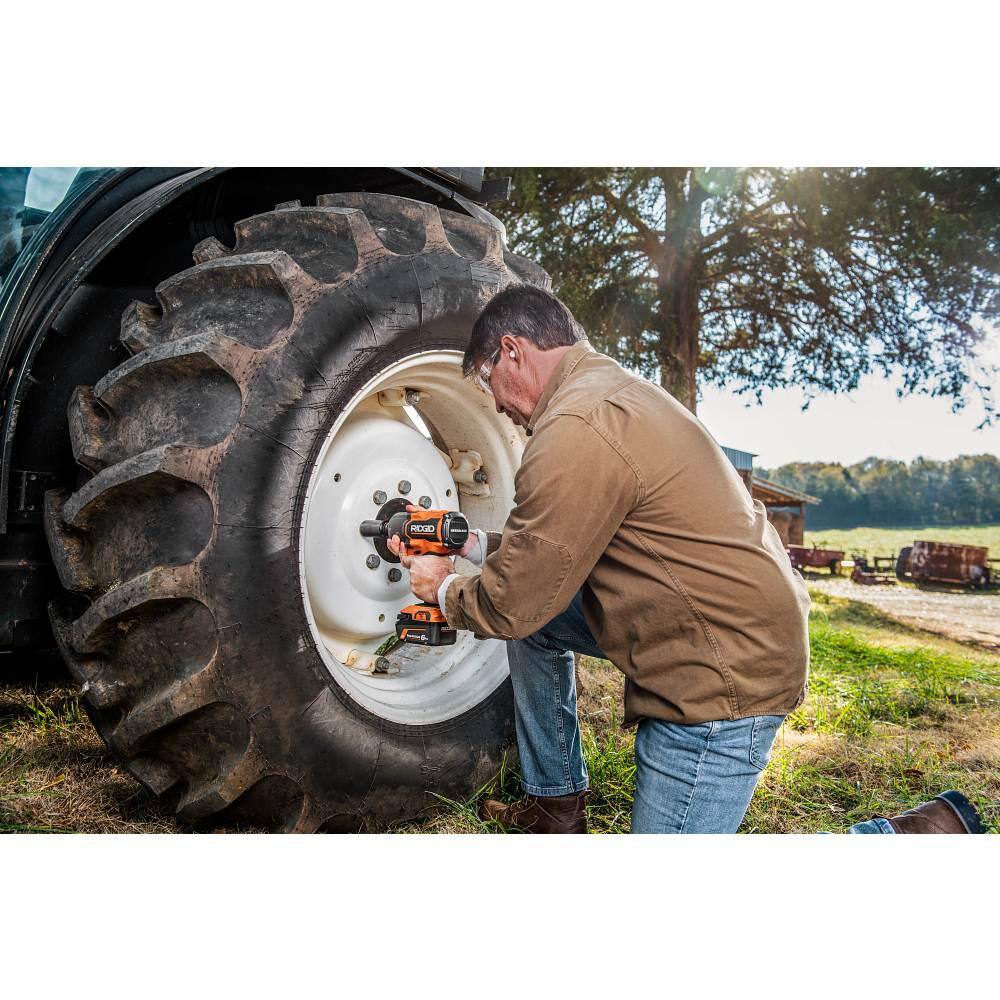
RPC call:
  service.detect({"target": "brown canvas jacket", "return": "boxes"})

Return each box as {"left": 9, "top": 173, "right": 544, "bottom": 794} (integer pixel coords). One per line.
{"left": 444, "top": 341, "right": 811, "bottom": 725}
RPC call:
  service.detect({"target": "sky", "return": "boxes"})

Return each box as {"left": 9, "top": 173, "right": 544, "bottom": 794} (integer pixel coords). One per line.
{"left": 699, "top": 338, "right": 1000, "bottom": 469}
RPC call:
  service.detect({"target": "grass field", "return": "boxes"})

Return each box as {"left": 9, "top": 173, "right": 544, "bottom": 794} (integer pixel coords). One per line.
{"left": 3, "top": 589, "right": 998, "bottom": 834}
{"left": 803, "top": 523, "right": 1000, "bottom": 560}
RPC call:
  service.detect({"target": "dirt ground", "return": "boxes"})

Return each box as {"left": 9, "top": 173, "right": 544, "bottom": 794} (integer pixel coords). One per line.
{"left": 806, "top": 575, "right": 1000, "bottom": 651}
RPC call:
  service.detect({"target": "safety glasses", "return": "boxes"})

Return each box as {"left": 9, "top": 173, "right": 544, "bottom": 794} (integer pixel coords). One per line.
{"left": 474, "top": 345, "right": 503, "bottom": 395}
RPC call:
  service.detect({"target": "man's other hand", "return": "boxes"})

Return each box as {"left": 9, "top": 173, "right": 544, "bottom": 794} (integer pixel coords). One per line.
{"left": 387, "top": 533, "right": 455, "bottom": 604}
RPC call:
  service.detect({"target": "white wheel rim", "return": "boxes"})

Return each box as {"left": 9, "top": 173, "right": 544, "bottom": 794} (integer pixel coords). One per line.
{"left": 299, "top": 350, "right": 524, "bottom": 725}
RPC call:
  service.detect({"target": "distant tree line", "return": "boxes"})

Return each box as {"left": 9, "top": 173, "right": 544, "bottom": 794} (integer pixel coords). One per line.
{"left": 757, "top": 454, "right": 1000, "bottom": 529}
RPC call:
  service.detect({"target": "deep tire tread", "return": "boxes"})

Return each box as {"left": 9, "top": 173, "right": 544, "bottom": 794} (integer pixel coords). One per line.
{"left": 109, "top": 668, "right": 220, "bottom": 756}
{"left": 45, "top": 192, "right": 549, "bottom": 830}
{"left": 68, "top": 333, "right": 253, "bottom": 473}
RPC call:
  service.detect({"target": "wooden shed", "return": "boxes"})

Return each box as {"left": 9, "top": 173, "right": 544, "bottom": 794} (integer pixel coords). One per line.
{"left": 721, "top": 446, "right": 820, "bottom": 546}
{"left": 750, "top": 476, "right": 820, "bottom": 546}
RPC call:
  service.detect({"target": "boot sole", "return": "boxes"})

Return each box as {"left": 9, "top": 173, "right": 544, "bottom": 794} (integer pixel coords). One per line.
{"left": 936, "top": 790, "right": 985, "bottom": 834}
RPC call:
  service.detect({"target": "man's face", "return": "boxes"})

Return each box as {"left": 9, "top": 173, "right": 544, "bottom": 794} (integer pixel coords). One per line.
{"left": 479, "top": 337, "right": 535, "bottom": 427}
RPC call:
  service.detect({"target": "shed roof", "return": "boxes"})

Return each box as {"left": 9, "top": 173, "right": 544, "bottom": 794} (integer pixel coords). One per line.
{"left": 721, "top": 445, "right": 756, "bottom": 471}
{"left": 751, "top": 475, "right": 821, "bottom": 505}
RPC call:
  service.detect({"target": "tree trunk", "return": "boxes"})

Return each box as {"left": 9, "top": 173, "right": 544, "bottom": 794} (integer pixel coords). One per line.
{"left": 657, "top": 273, "right": 700, "bottom": 414}
{"left": 656, "top": 170, "right": 703, "bottom": 414}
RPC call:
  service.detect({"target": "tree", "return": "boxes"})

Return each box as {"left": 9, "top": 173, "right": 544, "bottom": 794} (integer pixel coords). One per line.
{"left": 757, "top": 454, "right": 1000, "bottom": 529}
{"left": 488, "top": 168, "right": 1000, "bottom": 419}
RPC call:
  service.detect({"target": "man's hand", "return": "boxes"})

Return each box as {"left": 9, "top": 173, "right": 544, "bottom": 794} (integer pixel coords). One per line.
{"left": 457, "top": 531, "right": 479, "bottom": 560}
{"left": 387, "top": 532, "right": 456, "bottom": 604}
{"left": 394, "top": 503, "right": 479, "bottom": 559}
{"left": 387, "top": 504, "right": 479, "bottom": 603}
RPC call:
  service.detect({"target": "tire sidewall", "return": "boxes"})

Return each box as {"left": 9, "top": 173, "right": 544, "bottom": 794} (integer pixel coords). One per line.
{"left": 203, "top": 251, "right": 516, "bottom": 824}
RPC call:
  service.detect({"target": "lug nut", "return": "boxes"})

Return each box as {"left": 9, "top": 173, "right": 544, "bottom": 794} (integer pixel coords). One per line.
{"left": 374, "top": 656, "right": 391, "bottom": 673}
{"left": 373, "top": 490, "right": 387, "bottom": 504}
{"left": 397, "top": 480, "right": 411, "bottom": 495}
{"left": 366, "top": 554, "right": 380, "bottom": 570}
{"left": 388, "top": 568, "right": 402, "bottom": 582}
{"left": 418, "top": 495, "right": 432, "bottom": 508}
{"left": 473, "top": 470, "right": 487, "bottom": 483}
{"left": 405, "top": 389, "right": 421, "bottom": 405}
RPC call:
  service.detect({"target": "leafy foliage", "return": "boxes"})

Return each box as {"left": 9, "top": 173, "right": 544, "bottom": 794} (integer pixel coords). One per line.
{"left": 488, "top": 168, "right": 1000, "bottom": 418}
{"left": 759, "top": 452, "right": 1000, "bottom": 528}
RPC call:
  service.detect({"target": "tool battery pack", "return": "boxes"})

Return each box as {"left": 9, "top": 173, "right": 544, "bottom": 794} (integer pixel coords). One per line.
{"left": 395, "top": 604, "right": 457, "bottom": 646}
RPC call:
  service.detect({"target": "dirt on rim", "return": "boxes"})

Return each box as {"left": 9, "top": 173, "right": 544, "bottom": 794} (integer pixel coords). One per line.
{"left": 805, "top": 575, "right": 1000, "bottom": 651}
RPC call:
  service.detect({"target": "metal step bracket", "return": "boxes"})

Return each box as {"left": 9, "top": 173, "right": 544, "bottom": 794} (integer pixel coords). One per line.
{"left": 377, "top": 387, "right": 427, "bottom": 408}
{"left": 448, "top": 449, "right": 490, "bottom": 497}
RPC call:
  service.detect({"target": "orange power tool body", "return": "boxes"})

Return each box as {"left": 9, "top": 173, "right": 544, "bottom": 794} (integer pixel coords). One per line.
{"left": 359, "top": 509, "right": 470, "bottom": 646}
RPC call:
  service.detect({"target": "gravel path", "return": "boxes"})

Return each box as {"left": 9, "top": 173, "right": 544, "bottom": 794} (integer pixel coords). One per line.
{"left": 808, "top": 576, "right": 1000, "bottom": 651}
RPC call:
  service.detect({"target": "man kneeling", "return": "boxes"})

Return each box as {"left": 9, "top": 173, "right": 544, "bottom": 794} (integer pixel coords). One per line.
{"left": 393, "top": 285, "right": 810, "bottom": 833}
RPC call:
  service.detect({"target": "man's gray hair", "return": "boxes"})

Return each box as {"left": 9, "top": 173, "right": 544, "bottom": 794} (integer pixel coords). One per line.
{"left": 463, "top": 285, "right": 586, "bottom": 376}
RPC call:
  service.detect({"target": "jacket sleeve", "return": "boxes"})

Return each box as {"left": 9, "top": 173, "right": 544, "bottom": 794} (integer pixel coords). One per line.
{"left": 443, "top": 415, "right": 640, "bottom": 640}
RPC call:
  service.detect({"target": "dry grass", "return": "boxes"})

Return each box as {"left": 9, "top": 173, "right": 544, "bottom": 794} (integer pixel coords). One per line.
{"left": 0, "top": 682, "right": 181, "bottom": 833}
{"left": 4, "top": 590, "right": 998, "bottom": 834}
{"left": 745, "top": 704, "right": 1000, "bottom": 833}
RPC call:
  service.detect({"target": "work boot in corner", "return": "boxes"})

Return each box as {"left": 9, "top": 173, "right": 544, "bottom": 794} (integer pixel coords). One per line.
{"left": 479, "top": 791, "right": 589, "bottom": 833}
{"left": 883, "top": 790, "right": 985, "bottom": 834}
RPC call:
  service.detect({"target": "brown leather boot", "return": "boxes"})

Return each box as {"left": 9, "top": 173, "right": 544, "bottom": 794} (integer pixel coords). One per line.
{"left": 479, "top": 791, "right": 589, "bottom": 833}
{"left": 882, "top": 790, "right": 985, "bottom": 834}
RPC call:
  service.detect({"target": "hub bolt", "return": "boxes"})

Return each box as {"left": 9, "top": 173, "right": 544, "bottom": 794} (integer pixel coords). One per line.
{"left": 405, "top": 389, "right": 421, "bottom": 405}
{"left": 397, "top": 480, "right": 411, "bottom": 495}
{"left": 373, "top": 490, "right": 387, "bottom": 504}
{"left": 418, "top": 495, "right": 432, "bottom": 508}
{"left": 374, "top": 656, "right": 391, "bottom": 674}
{"left": 366, "top": 554, "right": 380, "bottom": 570}
{"left": 473, "top": 470, "right": 487, "bottom": 483}
{"left": 387, "top": 568, "right": 402, "bottom": 582}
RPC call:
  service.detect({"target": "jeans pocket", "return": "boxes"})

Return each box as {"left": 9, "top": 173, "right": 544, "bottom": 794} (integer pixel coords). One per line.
{"left": 749, "top": 715, "right": 784, "bottom": 771}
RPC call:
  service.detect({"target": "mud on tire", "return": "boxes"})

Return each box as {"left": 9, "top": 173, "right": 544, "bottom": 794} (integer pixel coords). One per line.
{"left": 43, "top": 193, "right": 549, "bottom": 831}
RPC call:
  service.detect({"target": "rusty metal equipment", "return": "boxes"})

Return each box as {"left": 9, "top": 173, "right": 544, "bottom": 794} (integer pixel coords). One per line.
{"left": 896, "top": 541, "right": 992, "bottom": 588}
{"left": 786, "top": 544, "right": 845, "bottom": 575}
{"left": 850, "top": 555, "right": 897, "bottom": 586}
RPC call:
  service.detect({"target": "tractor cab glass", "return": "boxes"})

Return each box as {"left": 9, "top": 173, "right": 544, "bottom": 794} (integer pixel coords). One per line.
{"left": 0, "top": 167, "right": 99, "bottom": 284}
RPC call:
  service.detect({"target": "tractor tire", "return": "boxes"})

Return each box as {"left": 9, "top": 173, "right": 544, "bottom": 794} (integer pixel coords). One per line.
{"left": 43, "top": 193, "right": 550, "bottom": 831}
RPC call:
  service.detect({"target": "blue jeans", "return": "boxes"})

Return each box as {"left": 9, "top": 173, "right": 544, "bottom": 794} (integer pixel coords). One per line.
{"left": 845, "top": 818, "right": 896, "bottom": 834}
{"left": 505, "top": 589, "right": 784, "bottom": 833}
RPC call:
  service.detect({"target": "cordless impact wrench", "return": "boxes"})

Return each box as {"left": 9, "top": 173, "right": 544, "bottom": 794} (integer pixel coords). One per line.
{"left": 359, "top": 508, "right": 470, "bottom": 646}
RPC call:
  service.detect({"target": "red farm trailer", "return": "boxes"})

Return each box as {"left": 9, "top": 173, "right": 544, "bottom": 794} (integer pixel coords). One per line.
{"left": 786, "top": 544, "right": 845, "bottom": 575}
{"left": 896, "top": 541, "right": 991, "bottom": 588}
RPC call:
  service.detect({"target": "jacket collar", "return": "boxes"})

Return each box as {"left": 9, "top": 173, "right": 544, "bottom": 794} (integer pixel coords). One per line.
{"left": 525, "top": 340, "right": 594, "bottom": 436}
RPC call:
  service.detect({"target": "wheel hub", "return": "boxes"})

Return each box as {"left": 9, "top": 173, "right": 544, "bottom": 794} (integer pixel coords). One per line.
{"left": 299, "top": 349, "right": 525, "bottom": 725}
{"left": 305, "top": 410, "right": 458, "bottom": 640}
{"left": 367, "top": 497, "right": 413, "bottom": 564}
